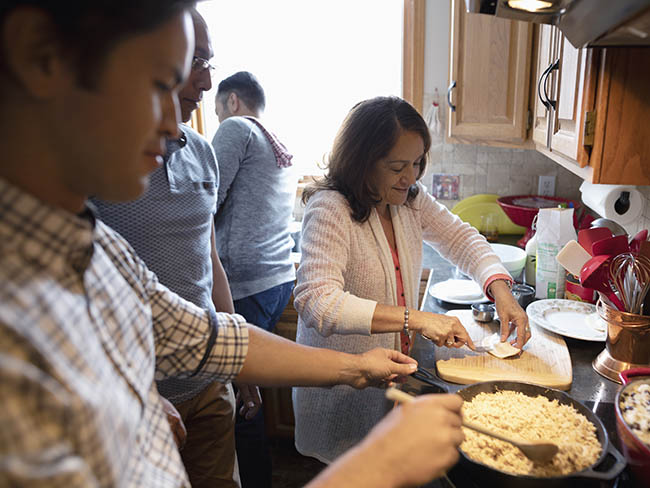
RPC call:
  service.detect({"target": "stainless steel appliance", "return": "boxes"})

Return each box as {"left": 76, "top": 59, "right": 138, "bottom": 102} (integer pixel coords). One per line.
{"left": 465, "top": 0, "right": 650, "bottom": 48}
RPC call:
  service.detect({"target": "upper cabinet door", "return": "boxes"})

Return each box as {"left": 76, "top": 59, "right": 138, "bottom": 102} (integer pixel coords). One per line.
{"left": 531, "top": 25, "right": 558, "bottom": 148}
{"left": 447, "top": 0, "right": 532, "bottom": 145}
{"left": 550, "top": 35, "right": 588, "bottom": 162}
{"left": 590, "top": 48, "right": 650, "bottom": 185}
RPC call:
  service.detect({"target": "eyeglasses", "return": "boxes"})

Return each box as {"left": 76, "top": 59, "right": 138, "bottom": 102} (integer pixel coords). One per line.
{"left": 191, "top": 56, "right": 216, "bottom": 73}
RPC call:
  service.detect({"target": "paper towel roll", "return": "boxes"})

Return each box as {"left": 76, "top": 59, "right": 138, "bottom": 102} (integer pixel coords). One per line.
{"left": 579, "top": 182, "right": 643, "bottom": 226}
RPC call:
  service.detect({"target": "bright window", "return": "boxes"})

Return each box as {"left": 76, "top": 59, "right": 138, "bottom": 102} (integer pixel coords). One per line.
{"left": 197, "top": 0, "right": 404, "bottom": 176}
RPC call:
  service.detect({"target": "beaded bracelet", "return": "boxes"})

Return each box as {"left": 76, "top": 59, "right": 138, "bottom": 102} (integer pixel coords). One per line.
{"left": 403, "top": 307, "right": 410, "bottom": 335}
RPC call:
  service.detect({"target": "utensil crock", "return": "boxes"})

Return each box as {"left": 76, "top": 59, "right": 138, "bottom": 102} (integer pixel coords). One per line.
{"left": 593, "top": 299, "right": 650, "bottom": 383}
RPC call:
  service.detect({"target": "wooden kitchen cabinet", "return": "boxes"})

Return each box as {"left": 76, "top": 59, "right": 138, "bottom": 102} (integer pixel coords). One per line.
{"left": 532, "top": 27, "right": 590, "bottom": 166}
{"left": 442, "top": 4, "right": 650, "bottom": 184}
{"left": 531, "top": 25, "right": 557, "bottom": 149}
{"left": 532, "top": 35, "right": 650, "bottom": 185}
{"left": 588, "top": 48, "right": 650, "bottom": 184}
{"left": 550, "top": 34, "right": 589, "bottom": 162}
{"left": 447, "top": 0, "right": 532, "bottom": 146}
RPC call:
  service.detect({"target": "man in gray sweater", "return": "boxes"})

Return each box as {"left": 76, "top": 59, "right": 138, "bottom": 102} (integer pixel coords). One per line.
{"left": 212, "top": 71, "right": 297, "bottom": 488}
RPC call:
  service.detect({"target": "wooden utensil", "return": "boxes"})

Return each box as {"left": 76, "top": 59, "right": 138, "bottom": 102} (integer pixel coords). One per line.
{"left": 385, "top": 387, "right": 560, "bottom": 463}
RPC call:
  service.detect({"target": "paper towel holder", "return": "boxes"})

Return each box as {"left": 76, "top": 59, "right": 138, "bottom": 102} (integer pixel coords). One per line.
{"left": 614, "top": 191, "right": 630, "bottom": 215}
{"left": 579, "top": 182, "right": 643, "bottom": 229}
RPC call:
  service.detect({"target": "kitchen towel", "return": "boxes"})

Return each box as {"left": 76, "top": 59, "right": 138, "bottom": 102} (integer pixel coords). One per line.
{"left": 579, "top": 182, "right": 643, "bottom": 229}
{"left": 424, "top": 98, "right": 442, "bottom": 136}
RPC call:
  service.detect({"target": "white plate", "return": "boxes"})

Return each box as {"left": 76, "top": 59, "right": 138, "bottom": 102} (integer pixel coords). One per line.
{"left": 428, "top": 279, "right": 489, "bottom": 305}
{"left": 526, "top": 299, "right": 607, "bottom": 342}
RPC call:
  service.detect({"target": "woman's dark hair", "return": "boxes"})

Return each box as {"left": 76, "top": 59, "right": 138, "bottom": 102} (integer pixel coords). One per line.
{"left": 0, "top": 1, "right": 196, "bottom": 89}
{"left": 303, "top": 96, "right": 431, "bottom": 223}
{"left": 216, "top": 71, "right": 266, "bottom": 112}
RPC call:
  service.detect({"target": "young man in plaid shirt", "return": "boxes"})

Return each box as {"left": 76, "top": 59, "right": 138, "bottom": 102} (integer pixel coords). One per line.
{"left": 0, "top": 2, "right": 464, "bottom": 487}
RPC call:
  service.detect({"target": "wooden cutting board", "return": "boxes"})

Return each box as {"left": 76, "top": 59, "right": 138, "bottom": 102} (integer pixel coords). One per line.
{"left": 434, "top": 309, "right": 573, "bottom": 390}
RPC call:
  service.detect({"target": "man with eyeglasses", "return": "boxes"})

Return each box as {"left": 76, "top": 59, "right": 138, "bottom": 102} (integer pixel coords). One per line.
{"left": 92, "top": 9, "right": 255, "bottom": 488}
{"left": 0, "top": 2, "right": 469, "bottom": 487}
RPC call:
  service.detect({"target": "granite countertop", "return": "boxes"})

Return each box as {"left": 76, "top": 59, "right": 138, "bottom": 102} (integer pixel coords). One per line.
{"left": 413, "top": 240, "right": 633, "bottom": 487}
{"left": 416, "top": 241, "right": 619, "bottom": 405}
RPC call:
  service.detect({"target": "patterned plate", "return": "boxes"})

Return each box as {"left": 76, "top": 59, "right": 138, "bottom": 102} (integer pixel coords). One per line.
{"left": 526, "top": 299, "right": 606, "bottom": 342}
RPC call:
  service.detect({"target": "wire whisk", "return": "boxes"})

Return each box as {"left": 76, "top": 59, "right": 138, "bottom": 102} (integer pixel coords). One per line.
{"left": 609, "top": 253, "right": 650, "bottom": 314}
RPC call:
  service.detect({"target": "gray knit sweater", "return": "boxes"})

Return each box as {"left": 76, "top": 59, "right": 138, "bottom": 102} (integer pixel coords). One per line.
{"left": 212, "top": 117, "right": 297, "bottom": 300}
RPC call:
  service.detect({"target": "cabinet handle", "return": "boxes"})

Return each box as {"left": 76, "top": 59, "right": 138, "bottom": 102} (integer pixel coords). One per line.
{"left": 543, "top": 59, "right": 559, "bottom": 149}
{"left": 537, "top": 62, "right": 553, "bottom": 110}
{"left": 542, "top": 59, "right": 560, "bottom": 111}
{"left": 447, "top": 81, "right": 457, "bottom": 112}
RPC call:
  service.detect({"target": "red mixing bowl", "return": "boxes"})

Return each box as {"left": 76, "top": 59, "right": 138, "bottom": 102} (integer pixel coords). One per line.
{"left": 616, "top": 368, "right": 650, "bottom": 485}
{"left": 497, "top": 195, "right": 581, "bottom": 228}
{"left": 497, "top": 195, "right": 582, "bottom": 248}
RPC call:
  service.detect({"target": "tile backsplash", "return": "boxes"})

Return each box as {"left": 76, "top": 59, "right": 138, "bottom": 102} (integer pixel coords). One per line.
{"left": 422, "top": 141, "right": 584, "bottom": 210}
{"left": 294, "top": 137, "right": 650, "bottom": 235}
{"left": 422, "top": 141, "right": 650, "bottom": 237}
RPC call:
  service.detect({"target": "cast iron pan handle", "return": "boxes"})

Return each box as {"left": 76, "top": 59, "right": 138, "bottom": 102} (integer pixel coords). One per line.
{"left": 577, "top": 442, "right": 627, "bottom": 481}
{"left": 447, "top": 81, "right": 457, "bottom": 112}
{"left": 411, "top": 366, "right": 452, "bottom": 393}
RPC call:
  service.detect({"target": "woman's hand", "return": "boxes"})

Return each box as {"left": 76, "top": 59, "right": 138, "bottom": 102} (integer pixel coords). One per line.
{"left": 489, "top": 280, "right": 531, "bottom": 350}
{"left": 411, "top": 310, "right": 476, "bottom": 350}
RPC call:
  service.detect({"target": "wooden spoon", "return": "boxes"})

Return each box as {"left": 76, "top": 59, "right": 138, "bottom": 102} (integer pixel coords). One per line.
{"left": 385, "top": 387, "right": 559, "bottom": 463}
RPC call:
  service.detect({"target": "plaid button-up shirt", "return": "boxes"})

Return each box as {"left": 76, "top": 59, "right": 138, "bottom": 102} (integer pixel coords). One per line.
{"left": 0, "top": 178, "right": 249, "bottom": 487}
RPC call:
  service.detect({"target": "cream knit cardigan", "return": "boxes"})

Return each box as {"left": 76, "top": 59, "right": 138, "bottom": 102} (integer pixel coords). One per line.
{"left": 292, "top": 186, "right": 509, "bottom": 463}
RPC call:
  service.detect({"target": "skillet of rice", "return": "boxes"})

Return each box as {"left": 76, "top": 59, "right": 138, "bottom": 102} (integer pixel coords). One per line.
{"left": 461, "top": 390, "right": 602, "bottom": 477}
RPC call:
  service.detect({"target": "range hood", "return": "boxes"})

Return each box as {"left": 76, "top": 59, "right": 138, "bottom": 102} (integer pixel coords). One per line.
{"left": 465, "top": 0, "right": 650, "bottom": 48}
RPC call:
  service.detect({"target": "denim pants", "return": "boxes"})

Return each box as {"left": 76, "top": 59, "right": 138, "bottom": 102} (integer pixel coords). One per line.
{"left": 233, "top": 281, "right": 294, "bottom": 488}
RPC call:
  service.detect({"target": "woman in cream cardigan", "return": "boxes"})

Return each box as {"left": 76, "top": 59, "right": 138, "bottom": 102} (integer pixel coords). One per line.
{"left": 292, "top": 96, "right": 530, "bottom": 464}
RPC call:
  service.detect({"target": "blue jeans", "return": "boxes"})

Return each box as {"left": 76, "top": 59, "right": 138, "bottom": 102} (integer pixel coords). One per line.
{"left": 234, "top": 281, "right": 294, "bottom": 333}
{"left": 233, "top": 281, "right": 294, "bottom": 488}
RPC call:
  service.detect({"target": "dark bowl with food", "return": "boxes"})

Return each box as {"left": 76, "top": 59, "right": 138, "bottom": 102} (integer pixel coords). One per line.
{"left": 615, "top": 368, "right": 650, "bottom": 485}
{"left": 410, "top": 369, "right": 626, "bottom": 487}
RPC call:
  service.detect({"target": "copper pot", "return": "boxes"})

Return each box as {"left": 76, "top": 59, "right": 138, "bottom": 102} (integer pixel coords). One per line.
{"left": 593, "top": 299, "right": 650, "bottom": 383}
{"left": 615, "top": 368, "right": 650, "bottom": 486}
